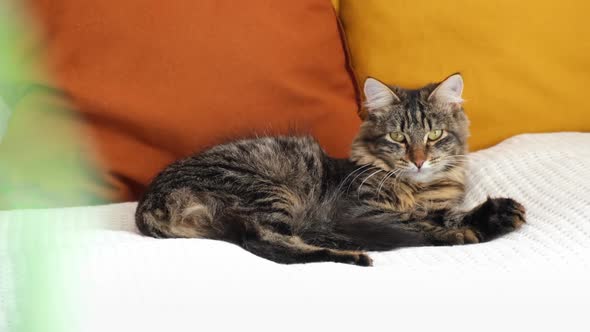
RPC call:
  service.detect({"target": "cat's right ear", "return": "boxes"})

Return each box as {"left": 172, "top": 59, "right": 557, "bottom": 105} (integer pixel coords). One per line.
{"left": 363, "top": 77, "right": 400, "bottom": 113}
{"left": 428, "top": 73, "right": 464, "bottom": 105}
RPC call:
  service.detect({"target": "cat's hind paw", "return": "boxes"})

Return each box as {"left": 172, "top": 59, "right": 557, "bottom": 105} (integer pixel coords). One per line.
{"left": 331, "top": 250, "right": 373, "bottom": 267}
{"left": 452, "top": 228, "right": 481, "bottom": 245}
{"left": 355, "top": 253, "right": 374, "bottom": 267}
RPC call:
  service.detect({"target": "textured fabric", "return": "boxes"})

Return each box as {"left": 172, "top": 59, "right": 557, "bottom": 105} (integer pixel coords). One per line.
{"left": 2, "top": 133, "right": 590, "bottom": 330}
{"left": 339, "top": 0, "right": 590, "bottom": 150}
{"left": 26, "top": 0, "right": 360, "bottom": 202}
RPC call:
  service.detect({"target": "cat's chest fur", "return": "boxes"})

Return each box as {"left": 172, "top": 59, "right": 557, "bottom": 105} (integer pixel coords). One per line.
{"left": 361, "top": 168, "right": 466, "bottom": 213}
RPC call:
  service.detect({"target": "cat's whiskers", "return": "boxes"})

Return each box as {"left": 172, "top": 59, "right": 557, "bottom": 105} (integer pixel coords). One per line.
{"left": 346, "top": 166, "right": 379, "bottom": 194}
{"left": 443, "top": 160, "right": 467, "bottom": 166}
{"left": 433, "top": 155, "right": 468, "bottom": 161}
{"left": 337, "top": 164, "right": 372, "bottom": 190}
{"left": 442, "top": 155, "right": 469, "bottom": 161}
{"left": 441, "top": 160, "right": 468, "bottom": 168}
{"left": 435, "top": 158, "right": 466, "bottom": 164}
{"left": 376, "top": 169, "right": 402, "bottom": 199}
{"left": 375, "top": 170, "right": 394, "bottom": 198}
{"left": 392, "top": 169, "right": 407, "bottom": 195}
{"left": 357, "top": 169, "right": 384, "bottom": 200}
{"left": 431, "top": 155, "right": 469, "bottom": 169}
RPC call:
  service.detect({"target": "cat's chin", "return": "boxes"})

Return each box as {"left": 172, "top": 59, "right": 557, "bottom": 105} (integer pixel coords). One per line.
{"left": 405, "top": 170, "right": 437, "bottom": 183}
{"left": 399, "top": 160, "right": 438, "bottom": 183}
{"left": 404, "top": 164, "right": 450, "bottom": 183}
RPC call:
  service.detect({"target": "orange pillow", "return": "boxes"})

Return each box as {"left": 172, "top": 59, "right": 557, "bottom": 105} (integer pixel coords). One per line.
{"left": 28, "top": 0, "right": 360, "bottom": 202}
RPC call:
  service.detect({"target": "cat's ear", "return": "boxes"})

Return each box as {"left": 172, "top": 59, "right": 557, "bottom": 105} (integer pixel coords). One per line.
{"left": 363, "top": 77, "right": 400, "bottom": 111}
{"left": 428, "top": 73, "right": 464, "bottom": 105}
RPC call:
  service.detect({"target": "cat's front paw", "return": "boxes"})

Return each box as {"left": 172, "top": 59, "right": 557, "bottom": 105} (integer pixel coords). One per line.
{"left": 467, "top": 197, "right": 526, "bottom": 241}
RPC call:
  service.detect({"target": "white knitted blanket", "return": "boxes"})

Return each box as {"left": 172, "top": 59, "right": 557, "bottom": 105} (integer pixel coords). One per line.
{"left": 2, "top": 133, "right": 590, "bottom": 331}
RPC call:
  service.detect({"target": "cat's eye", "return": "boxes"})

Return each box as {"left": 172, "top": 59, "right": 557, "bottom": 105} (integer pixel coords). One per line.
{"left": 388, "top": 132, "right": 405, "bottom": 143}
{"left": 427, "top": 129, "right": 444, "bottom": 141}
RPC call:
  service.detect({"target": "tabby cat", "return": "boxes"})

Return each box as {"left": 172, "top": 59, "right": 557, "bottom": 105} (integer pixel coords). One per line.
{"left": 136, "top": 74, "right": 525, "bottom": 266}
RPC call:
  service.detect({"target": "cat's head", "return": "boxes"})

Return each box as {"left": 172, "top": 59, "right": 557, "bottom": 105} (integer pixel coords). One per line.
{"left": 351, "top": 74, "right": 469, "bottom": 183}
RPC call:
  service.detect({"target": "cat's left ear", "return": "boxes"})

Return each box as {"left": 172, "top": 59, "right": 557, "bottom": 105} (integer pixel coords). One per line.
{"left": 363, "top": 77, "right": 400, "bottom": 112}
{"left": 428, "top": 73, "right": 464, "bottom": 105}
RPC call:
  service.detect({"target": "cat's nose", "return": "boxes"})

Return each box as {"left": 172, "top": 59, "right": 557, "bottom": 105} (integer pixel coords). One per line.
{"left": 410, "top": 148, "right": 426, "bottom": 170}
{"left": 414, "top": 159, "right": 425, "bottom": 170}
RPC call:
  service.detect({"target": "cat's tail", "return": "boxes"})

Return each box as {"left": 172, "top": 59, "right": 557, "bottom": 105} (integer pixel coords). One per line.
{"left": 230, "top": 215, "right": 373, "bottom": 266}
{"left": 300, "top": 215, "right": 431, "bottom": 252}
{"left": 334, "top": 217, "right": 431, "bottom": 251}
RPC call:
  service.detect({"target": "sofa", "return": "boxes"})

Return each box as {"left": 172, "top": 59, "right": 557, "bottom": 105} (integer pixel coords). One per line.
{"left": 1, "top": 1, "right": 589, "bottom": 331}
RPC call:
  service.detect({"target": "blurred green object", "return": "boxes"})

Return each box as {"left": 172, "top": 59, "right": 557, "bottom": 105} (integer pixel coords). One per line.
{"left": 0, "top": 0, "right": 106, "bottom": 210}
{"left": 0, "top": 0, "right": 25, "bottom": 142}
{"left": 1, "top": 1, "right": 91, "bottom": 332}
{"left": 0, "top": 94, "right": 9, "bottom": 141}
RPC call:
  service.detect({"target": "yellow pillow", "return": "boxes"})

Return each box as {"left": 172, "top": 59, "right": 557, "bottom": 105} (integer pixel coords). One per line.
{"left": 340, "top": 0, "right": 590, "bottom": 150}
{"left": 331, "top": 0, "right": 339, "bottom": 11}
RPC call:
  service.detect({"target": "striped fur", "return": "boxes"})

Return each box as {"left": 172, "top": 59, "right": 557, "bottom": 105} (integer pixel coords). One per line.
{"left": 136, "top": 75, "right": 525, "bottom": 266}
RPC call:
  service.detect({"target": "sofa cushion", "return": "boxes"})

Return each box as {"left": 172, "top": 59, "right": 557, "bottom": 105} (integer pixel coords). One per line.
{"left": 28, "top": 0, "right": 360, "bottom": 202}
{"left": 339, "top": 0, "right": 590, "bottom": 150}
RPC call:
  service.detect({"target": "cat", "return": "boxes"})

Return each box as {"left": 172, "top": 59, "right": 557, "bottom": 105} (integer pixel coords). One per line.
{"left": 135, "top": 74, "right": 525, "bottom": 266}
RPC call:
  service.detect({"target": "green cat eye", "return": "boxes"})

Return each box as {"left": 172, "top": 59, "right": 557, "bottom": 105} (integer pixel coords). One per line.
{"left": 389, "top": 132, "right": 405, "bottom": 143}
{"left": 427, "top": 129, "right": 444, "bottom": 141}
